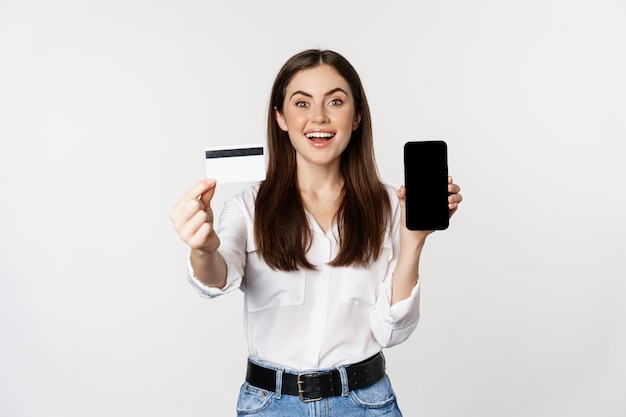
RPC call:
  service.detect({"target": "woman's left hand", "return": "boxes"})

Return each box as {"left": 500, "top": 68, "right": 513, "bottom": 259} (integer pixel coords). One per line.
{"left": 397, "top": 176, "right": 462, "bottom": 237}
{"left": 446, "top": 176, "right": 462, "bottom": 217}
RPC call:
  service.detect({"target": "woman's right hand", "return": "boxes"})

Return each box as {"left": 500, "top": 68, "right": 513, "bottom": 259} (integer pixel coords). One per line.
{"left": 169, "top": 179, "right": 220, "bottom": 253}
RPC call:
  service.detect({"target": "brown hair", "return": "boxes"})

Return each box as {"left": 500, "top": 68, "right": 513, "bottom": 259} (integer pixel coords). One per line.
{"left": 254, "top": 49, "right": 391, "bottom": 271}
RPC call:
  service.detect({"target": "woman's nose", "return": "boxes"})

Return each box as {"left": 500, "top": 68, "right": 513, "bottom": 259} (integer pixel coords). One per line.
{"left": 312, "top": 106, "right": 329, "bottom": 123}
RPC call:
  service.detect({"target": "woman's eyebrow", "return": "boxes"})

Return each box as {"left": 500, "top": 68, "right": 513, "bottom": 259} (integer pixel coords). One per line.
{"left": 289, "top": 90, "right": 312, "bottom": 100}
{"left": 325, "top": 87, "right": 348, "bottom": 97}
{"left": 289, "top": 87, "right": 349, "bottom": 100}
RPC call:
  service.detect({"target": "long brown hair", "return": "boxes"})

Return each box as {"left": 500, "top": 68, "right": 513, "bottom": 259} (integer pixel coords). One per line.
{"left": 254, "top": 49, "right": 391, "bottom": 271}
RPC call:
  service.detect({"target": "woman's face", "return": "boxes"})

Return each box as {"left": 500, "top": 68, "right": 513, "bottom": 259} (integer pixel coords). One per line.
{"left": 275, "top": 64, "right": 361, "bottom": 171}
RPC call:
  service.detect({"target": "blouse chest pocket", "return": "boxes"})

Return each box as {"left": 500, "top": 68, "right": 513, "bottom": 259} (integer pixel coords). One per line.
{"left": 244, "top": 266, "right": 306, "bottom": 312}
{"left": 334, "top": 246, "right": 392, "bottom": 307}
{"left": 243, "top": 240, "right": 306, "bottom": 312}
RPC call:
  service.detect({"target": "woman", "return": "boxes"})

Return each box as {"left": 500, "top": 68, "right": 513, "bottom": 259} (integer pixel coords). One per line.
{"left": 170, "top": 49, "right": 462, "bottom": 416}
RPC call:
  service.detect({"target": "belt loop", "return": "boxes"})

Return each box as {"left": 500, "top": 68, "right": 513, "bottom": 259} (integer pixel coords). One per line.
{"left": 337, "top": 365, "right": 349, "bottom": 396}
{"left": 275, "top": 368, "right": 283, "bottom": 399}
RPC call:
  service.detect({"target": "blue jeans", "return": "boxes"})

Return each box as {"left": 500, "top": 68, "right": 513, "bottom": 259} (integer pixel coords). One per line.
{"left": 236, "top": 356, "right": 403, "bottom": 416}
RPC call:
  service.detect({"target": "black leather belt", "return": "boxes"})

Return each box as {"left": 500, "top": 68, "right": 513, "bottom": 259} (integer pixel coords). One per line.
{"left": 245, "top": 352, "right": 386, "bottom": 402}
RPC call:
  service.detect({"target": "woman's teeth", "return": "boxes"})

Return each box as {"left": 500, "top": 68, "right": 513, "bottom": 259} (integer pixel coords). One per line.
{"left": 306, "top": 132, "right": 334, "bottom": 139}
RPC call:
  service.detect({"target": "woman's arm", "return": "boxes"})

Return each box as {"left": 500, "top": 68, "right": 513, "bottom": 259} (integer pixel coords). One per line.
{"left": 170, "top": 179, "right": 227, "bottom": 288}
{"left": 390, "top": 176, "right": 462, "bottom": 304}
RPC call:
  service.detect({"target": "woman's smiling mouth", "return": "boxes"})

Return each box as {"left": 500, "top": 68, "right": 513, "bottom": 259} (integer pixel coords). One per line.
{"left": 304, "top": 131, "right": 336, "bottom": 148}
{"left": 306, "top": 131, "right": 335, "bottom": 140}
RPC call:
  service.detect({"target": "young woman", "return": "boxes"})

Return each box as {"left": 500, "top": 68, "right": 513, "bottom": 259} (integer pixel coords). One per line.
{"left": 170, "top": 49, "right": 462, "bottom": 416}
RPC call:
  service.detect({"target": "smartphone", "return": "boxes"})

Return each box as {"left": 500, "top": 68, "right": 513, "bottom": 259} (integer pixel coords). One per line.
{"left": 403, "top": 140, "right": 449, "bottom": 230}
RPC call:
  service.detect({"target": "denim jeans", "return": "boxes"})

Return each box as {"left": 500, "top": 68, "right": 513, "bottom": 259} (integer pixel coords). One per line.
{"left": 236, "top": 356, "right": 403, "bottom": 417}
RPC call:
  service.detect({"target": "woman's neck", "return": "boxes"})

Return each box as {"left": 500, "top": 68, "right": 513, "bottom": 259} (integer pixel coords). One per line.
{"left": 296, "top": 161, "right": 344, "bottom": 233}
{"left": 295, "top": 160, "right": 343, "bottom": 194}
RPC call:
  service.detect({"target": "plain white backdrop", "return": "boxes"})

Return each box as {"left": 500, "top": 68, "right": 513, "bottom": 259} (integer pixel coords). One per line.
{"left": 1, "top": 0, "right": 625, "bottom": 416}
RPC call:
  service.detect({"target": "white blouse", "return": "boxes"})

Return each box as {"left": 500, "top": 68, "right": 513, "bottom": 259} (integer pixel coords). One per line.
{"left": 186, "top": 184, "right": 420, "bottom": 371}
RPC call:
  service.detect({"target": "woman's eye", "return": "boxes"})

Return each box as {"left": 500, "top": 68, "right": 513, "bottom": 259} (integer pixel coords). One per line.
{"left": 329, "top": 99, "right": 343, "bottom": 106}
{"left": 295, "top": 101, "right": 308, "bottom": 108}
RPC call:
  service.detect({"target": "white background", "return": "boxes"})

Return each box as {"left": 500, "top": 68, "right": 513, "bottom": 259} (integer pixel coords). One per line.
{"left": 1, "top": 0, "right": 625, "bottom": 416}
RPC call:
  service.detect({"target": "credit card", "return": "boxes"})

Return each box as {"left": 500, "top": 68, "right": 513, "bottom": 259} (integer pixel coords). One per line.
{"left": 204, "top": 144, "right": 266, "bottom": 183}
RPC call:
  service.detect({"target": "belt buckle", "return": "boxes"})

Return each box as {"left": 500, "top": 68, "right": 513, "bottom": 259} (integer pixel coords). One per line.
{"left": 297, "top": 371, "right": 322, "bottom": 403}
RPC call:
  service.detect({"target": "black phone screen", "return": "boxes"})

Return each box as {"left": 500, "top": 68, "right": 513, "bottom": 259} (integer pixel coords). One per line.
{"left": 404, "top": 141, "right": 449, "bottom": 230}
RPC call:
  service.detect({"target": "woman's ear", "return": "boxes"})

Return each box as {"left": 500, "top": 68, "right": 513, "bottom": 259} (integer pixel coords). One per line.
{"left": 352, "top": 112, "right": 362, "bottom": 131}
{"left": 274, "top": 107, "right": 288, "bottom": 132}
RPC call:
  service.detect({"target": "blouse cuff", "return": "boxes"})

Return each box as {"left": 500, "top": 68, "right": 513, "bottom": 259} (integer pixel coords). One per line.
{"left": 369, "top": 280, "right": 421, "bottom": 348}
{"left": 373, "top": 280, "right": 421, "bottom": 330}
{"left": 185, "top": 251, "right": 241, "bottom": 298}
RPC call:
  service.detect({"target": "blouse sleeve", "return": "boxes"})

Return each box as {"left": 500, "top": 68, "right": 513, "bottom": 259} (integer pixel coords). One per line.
{"left": 368, "top": 186, "right": 421, "bottom": 347}
{"left": 369, "top": 280, "right": 421, "bottom": 347}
